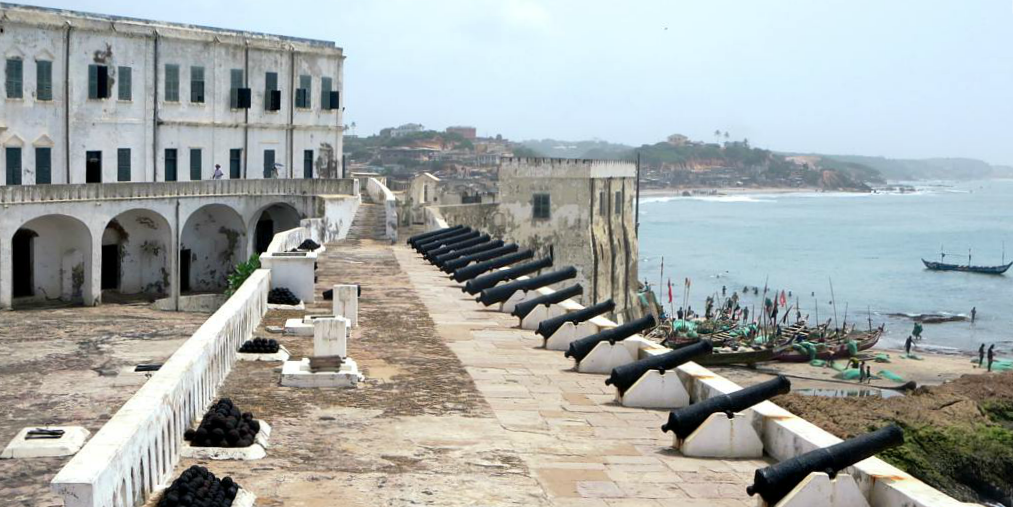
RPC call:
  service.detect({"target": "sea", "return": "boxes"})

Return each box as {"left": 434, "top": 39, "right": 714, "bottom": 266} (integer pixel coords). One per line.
{"left": 638, "top": 179, "right": 1013, "bottom": 356}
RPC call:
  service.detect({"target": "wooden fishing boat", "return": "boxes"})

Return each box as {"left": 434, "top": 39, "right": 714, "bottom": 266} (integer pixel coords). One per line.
{"left": 774, "top": 327, "right": 883, "bottom": 362}
{"left": 921, "top": 259, "right": 1012, "bottom": 275}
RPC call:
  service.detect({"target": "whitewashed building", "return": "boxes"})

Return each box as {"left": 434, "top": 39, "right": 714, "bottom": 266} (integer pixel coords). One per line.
{"left": 0, "top": 3, "right": 345, "bottom": 185}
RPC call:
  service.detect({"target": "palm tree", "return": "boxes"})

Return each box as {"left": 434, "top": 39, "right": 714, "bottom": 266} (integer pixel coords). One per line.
{"left": 713, "top": 129, "right": 721, "bottom": 144}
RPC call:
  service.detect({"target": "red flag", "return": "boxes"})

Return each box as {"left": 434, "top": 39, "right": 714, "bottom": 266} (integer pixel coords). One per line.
{"left": 685, "top": 277, "right": 691, "bottom": 288}
{"left": 780, "top": 290, "right": 787, "bottom": 307}
{"left": 667, "top": 279, "right": 673, "bottom": 304}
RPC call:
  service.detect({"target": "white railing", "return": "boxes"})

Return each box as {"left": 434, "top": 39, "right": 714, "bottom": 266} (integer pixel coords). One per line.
{"left": 266, "top": 227, "right": 309, "bottom": 254}
{"left": 51, "top": 269, "right": 271, "bottom": 507}
{"left": 0, "top": 178, "right": 358, "bottom": 205}
{"left": 366, "top": 177, "right": 398, "bottom": 241}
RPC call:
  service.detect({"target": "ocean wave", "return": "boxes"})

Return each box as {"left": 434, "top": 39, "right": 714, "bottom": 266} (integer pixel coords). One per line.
{"left": 640, "top": 195, "right": 776, "bottom": 204}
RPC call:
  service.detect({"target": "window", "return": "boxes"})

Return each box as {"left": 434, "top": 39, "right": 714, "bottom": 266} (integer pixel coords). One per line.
{"left": 229, "top": 149, "right": 242, "bottom": 179}
{"left": 5, "top": 147, "right": 22, "bottom": 185}
{"left": 265, "top": 72, "right": 280, "bottom": 111}
{"left": 88, "top": 64, "right": 109, "bottom": 99}
{"left": 533, "top": 193, "right": 551, "bottom": 220}
{"left": 320, "top": 77, "right": 332, "bottom": 109}
{"left": 296, "top": 75, "right": 311, "bottom": 108}
{"left": 599, "top": 191, "right": 607, "bottom": 216}
{"left": 164, "top": 64, "right": 179, "bottom": 102}
{"left": 303, "top": 150, "right": 313, "bottom": 178}
{"left": 85, "top": 151, "right": 102, "bottom": 183}
{"left": 117, "top": 148, "right": 131, "bottom": 182}
{"left": 118, "top": 66, "right": 131, "bottom": 101}
{"left": 189, "top": 148, "right": 202, "bottom": 180}
{"left": 36, "top": 60, "right": 52, "bottom": 101}
{"left": 263, "top": 149, "right": 275, "bottom": 178}
{"left": 6, "top": 58, "right": 22, "bottom": 99}
{"left": 229, "top": 69, "right": 244, "bottom": 108}
{"left": 35, "top": 147, "right": 51, "bottom": 184}
{"left": 614, "top": 190, "right": 623, "bottom": 215}
{"left": 190, "top": 66, "right": 204, "bottom": 103}
{"left": 165, "top": 149, "right": 178, "bottom": 181}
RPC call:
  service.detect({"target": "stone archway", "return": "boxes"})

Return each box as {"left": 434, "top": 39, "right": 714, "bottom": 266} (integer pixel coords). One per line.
{"left": 180, "top": 204, "right": 246, "bottom": 293}
{"left": 249, "top": 202, "right": 301, "bottom": 254}
{"left": 102, "top": 209, "right": 173, "bottom": 299}
{"left": 12, "top": 214, "right": 93, "bottom": 306}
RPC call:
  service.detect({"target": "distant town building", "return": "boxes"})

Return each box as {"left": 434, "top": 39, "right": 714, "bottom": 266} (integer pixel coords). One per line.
{"left": 0, "top": 3, "right": 345, "bottom": 185}
{"left": 666, "top": 134, "right": 690, "bottom": 146}
{"left": 380, "top": 123, "right": 425, "bottom": 138}
{"left": 446, "top": 126, "right": 477, "bottom": 140}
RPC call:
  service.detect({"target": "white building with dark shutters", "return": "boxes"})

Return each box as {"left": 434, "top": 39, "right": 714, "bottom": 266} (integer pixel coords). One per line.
{"left": 0, "top": 2, "right": 345, "bottom": 186}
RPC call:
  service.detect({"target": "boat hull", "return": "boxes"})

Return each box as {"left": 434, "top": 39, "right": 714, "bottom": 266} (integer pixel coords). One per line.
{"left": 774, "top": 331, "right": 881, "bottom": 362}
{"left": 922, "top": 259, "right": 1012, "bottom": 275}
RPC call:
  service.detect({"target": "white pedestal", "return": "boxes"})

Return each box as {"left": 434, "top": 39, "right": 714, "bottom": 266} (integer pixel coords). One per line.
{"left": 269, "top": 301, "right": 305, "bottom": 311}
{"left": 260, "top": 251, "right": 318, "bottom": 304}
{"left": 180, "top": 421, "right": 272, "bottom": 460}
{"left": 545, "top": 321, "right": 600, "bottom": 351}
{"left": 521, "top": 303, "right": 566, "bottom": 330}
{"left": 679, "top": 411, "right": 763, "bottom": 458}
{"left": 314, "top": 317, "right": 350, "bottom": 358}
{"left": 238, "top": 345, "right": 291, "bottom": 362}
{"left": 617, "top": 369, "right": 691, "bottom": 408}
{"left": 576, "top": 340, "right": 638, "bottom": 374}
{"left": 500, "top": 290, "right": 538, "bottom": 314}
{"left": 0, "top": 427, "right": 90, "bottom": 459}
{"left": 284, "top": 318, "right": 314, "bottom": 336}
{"left": 333, "top": 284, "right": 359, "bottom": 328}
{"left": 280, "top": 358, "right": 363, "bottom": 388}
{"left": 766, "top": 473, "right": 869, "bottom": 507}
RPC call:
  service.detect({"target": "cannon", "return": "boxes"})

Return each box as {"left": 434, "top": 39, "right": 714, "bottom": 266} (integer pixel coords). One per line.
{"left": 605, "top": 340, "right": 714, "bottom": 395}
{"left": 442, "top": 244, "right": 519, "bottom": 273}
{"left": 564, "top": 314, "right": 657, "bottom": 362}
{"left": 747, "top": 425, "right": 904, "bottom": 505}
{"left": 511, "top": 284, "right": 583, "bottom": 319}
{"left": 464, "top": 257, "right": 553, "bottom": 294}
{"left": 536, "top": 299, "right": 615, "bottom": 338}
{"left": 661, "top": 375, "right": 790, "bottom": 439}
{"left": 417, "top": 229, "right": 477, "bottom": 255}
{"left": 410, "top": 226, "right": 468, "bottom": 250}
{"left": 432, "top": 238, "right": 503, "bottom": 267}
{"left": 476, "top": 267, "right": 577, "bottom": 306}
{"left": 408, "top": 225, "right": 464, "bottom": 248}
{"left": 423, "top": 232, "right": 484, "bottom": 261}
{"left": 452, "top": 250, "right": 535, "bottom": 282}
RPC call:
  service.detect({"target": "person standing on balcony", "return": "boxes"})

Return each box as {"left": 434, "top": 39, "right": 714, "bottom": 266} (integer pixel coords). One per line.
{"left": 213, "top": 164, "right": 224, "bottom": 180}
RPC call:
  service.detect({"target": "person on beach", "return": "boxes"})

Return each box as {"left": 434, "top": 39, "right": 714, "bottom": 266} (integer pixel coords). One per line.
{"left": 866, "top": 365, "right": 873, "bottom": 383}
{"left": 979, "top": 344, "right": 986, "bottom": 367}
{"left": 677, "top": 308, "right": 684, "bottom": 320}
{"left": 971, "top": 307, "right": 976, "bottom": 324}
{"left": 987, "top": 344, "right": 995, "bottom": 372}
{"left": 859, "top": 360, "right": 867, "bottom": 382}
{"left": 905, "top": 335, "right": 913, "bottom": 356}
{"left": 912, "top": 322, "right": 923, "bottom": 340}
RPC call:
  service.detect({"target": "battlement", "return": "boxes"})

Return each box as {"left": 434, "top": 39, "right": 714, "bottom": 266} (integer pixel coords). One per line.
{"left": 500, "top": 157, "right": 636, "bottom": 179}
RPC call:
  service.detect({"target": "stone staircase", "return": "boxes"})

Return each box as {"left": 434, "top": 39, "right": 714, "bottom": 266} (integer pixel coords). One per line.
{"left": 347, "top": 199, "right": 386, "bottom": 241}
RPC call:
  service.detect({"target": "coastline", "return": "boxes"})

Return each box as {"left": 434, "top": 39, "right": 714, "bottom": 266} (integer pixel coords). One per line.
{"left": 638, "top": 186, "right": 861, "bottom": 197}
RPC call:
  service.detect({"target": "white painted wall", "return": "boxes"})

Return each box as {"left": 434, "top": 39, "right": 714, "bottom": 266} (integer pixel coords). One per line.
{"left": 104, "top": 209, "right": 172, "bottom": 295}
{"left": 180, "top": 204, "right": 246, "bottom": 292}
{"left": 18, "top": 214, "right": 92, "bottom": 303}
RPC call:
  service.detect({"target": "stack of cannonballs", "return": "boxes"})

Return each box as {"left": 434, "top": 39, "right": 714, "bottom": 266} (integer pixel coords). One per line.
{"left": 296, "top": 239, "right": 321, "bottom": 251}
{"left": 239, "top": 338, "right": 280, "bottom": 354}
{"left": 184, "top": 399, "right": 261, "bottom": 448}
{"left": 158, "top": 465, "right": 239, "bottom": 507}
{"left": 267, "top": 287, "right": 300, "bottom": 306}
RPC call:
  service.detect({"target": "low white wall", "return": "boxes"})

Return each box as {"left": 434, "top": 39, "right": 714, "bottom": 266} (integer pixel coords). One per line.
{"left": 366, "top": 177, "right": 398, "bottom": 242}
{"left": 266, "top": 227, "right": 308, "bottom": 255}
{"left": 424, "top": 206, "right": 449, "bottom": 231}
{"left": 320, "top": 194, "right": 360, "bottom": 242}
{"left": 51, "top": 269, "right": 270, "bottom": 507}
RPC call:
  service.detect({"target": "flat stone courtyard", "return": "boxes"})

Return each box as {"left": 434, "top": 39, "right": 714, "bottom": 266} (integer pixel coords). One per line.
{"left": 0, "top": 304, "right": 208, "bottom": 507}
{"left": 2, "top": 203, "right": 764, "bottom": 506}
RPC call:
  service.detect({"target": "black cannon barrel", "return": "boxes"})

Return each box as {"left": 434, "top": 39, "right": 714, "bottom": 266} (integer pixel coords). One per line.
{"left": 464, "top": 257, "right": 553, "bottom": 294}
{"left": 565, "top": 315, "right": 657, "bottom": 362}
{"left": 536, "top": 300, "right": 615, "bottom": 338}
{"left": 432, "top": 238, "right": 502, "bottom": 267}
{"left": 452, "top": 250, "right": 535, "bottom": 282}
{"left": 419, "top": 231, "right": 482, "bottom": 259}
{"left": 411, "top": 226, "right": 468, "bottom": 250}
{"left": 477, "top": 267, "right": 577, "bottom": 306}
{"left": 661, "top": 375, "right": 790, "bottom": 439}
{"left": 605, "top": 340, "right": 714, "bottom": 395}
{"left": 747, "top": 425, "right": 904, "bottom": 505}
{"left": 424, "top": 232, "right": 484, "bottom": 261}
{"left": 417, "top": 229, "right": 477, "bottom": 255}
{"left": 511, "top": 284, "right": 583, "bottom": 319}
{"left": 408, "top": 225, "right": 463, "bottom": 248}
{"left": 442, "top": 244, "right": 519, "bottom": 273}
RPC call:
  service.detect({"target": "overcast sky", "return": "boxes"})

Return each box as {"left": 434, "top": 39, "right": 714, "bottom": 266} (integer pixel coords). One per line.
{"left": 23, "top": 0, "right": 1013, "bottom": 164}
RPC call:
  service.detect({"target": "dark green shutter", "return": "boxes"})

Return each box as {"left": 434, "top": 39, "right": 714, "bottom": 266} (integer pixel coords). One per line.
{"left": 230, "top": 149, "right": 242, "bottom": 179}
{"left": 165, "top": 64, "right": 179, "bottom": 102}
{"left": 165, "top": 149, "right": 177, "bottom": 181}
{"left": 118, "top": 66, "right": 131, "bottom": 101}
{"left": 190, "top": 66, "right": 204, "bottom": 103}
{"left": 190, "top": 148, "right": 202, "bottom": 180}
{"left": 117, "top": 148, "right": 131, "bottom": 182}
{"left": 5, "top": 147, "right": 22, "bottom": 185}
{"left": 264, "top": 150, "right": 275, "bottom": 178}
{"left": 321, "top": 77, "right": 332, "bottom": 109}
{"left": 35, "top": 147, "right": 51, "bottom": 184}
{"left": 303, "top": 150, "right": 313, "bottom": 178}
{"left": 230, "top": 69, "right": 243, "bottom": 108}
{"left": 6, "top": 59, "right": 22, "bottom": 99}
{"left": 37, "top": 60, "right": 52, "bottom": 101}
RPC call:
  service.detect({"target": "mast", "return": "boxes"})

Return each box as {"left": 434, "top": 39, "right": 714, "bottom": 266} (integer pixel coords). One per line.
{"left": 828, "top": 277, "right": 839, "bottom": 332}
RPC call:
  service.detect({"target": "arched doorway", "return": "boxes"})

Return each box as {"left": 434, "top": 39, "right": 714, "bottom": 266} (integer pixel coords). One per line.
{"left": 250, "top": 203, "right": 301, "bottom": 254}
{"left": 102, "top": 209, "right": 173, "bottom": 299}
{"left": 180, "top": 204, "right": 245, "bottom": 293}
{"left": 12, "top": 214, "right": 92, "bottom": 305}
